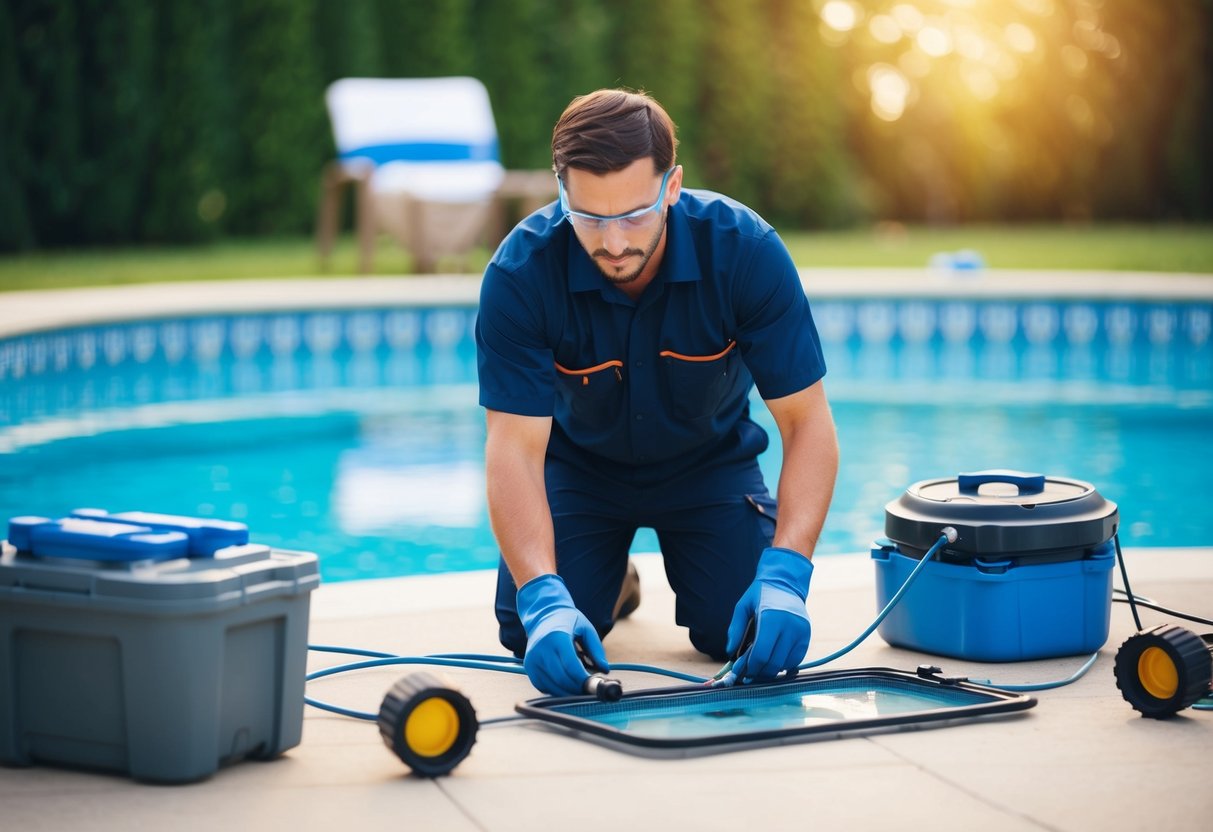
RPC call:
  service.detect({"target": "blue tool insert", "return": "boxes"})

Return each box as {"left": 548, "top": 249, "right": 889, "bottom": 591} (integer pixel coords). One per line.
{"left": 7, "top": 509, "right": 249, "bottom": 562}
{"left": 70, "top": 508, "right": 249, "bottom": 557}
{"left": 516, "top": 668, "right": 1034, "bottom": 754}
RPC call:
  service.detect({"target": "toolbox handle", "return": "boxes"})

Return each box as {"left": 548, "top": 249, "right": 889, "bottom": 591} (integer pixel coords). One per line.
{"left": 958, "top": 470, "right": 1045, "bottom": 494}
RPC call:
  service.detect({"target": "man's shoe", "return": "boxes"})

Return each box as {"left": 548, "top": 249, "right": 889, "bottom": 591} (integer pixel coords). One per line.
{"left": 613, "top": 559, "right": 641, "bottom": 620}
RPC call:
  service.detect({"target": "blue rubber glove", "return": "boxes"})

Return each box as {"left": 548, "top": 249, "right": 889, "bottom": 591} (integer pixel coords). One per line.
{"left": 516, "top": 574, "right": 609, "bottom": 697}
{"left": 725, "top": 547, "right": 813, "bottom": 681}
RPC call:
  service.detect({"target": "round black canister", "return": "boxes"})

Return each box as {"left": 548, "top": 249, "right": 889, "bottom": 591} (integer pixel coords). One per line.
{"left": 884, "top": 470, "right": 1119, "bottom": 564}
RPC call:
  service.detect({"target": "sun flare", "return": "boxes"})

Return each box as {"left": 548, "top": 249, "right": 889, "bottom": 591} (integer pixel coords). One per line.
{"left": 816, "top": 0, "right": 1121, "bottom": 124}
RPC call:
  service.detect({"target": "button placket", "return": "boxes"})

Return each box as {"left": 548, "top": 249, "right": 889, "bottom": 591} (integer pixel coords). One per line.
{"left": 626, "top": 304, "right": 661, "bottom": 463}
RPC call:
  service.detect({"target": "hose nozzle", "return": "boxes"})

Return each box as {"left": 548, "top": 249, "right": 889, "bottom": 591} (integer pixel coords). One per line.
{"left": 576, "top": 638, "right": 624, "bottom": 701}
{"left": 583, "top": 674, "right": 624, "bottom": 702}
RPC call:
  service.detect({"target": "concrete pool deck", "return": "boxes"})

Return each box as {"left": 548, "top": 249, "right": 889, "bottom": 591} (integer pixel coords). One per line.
{"left": 2, "top": 267, "right": 1213, "bottom": 339}
{"left": 1, "top": 271, "right": 1210, "bottom": 830}
{"left": 0, "top": 548, "right": 1210, "bottom": 831}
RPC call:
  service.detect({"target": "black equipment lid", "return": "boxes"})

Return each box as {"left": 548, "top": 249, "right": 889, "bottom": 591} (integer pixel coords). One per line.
{"left": 884, "top": 470, "right": 1119, "bottom": 557}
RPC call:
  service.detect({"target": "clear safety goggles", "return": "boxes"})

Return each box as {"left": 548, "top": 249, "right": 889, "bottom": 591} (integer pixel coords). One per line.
{"left": 557, "top": 166, "right": 676, "bottom": 232}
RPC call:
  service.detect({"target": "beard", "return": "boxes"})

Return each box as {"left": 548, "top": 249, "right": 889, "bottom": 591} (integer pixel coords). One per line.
{"left": 589, "top": 212, "right": 667, "bottom": 286}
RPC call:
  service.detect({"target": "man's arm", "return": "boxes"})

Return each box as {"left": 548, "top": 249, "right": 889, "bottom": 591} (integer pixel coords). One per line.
{"left": 725, "top": 380, "right": 838, "bottom": 679}
{"left": 765, "top": 380, "right": 839, "bottom": 559}
{"left": 484, "top": 407, "right": 609, "bottom": 695}
{"left": 484, "top": 408, "right": 557, "bottom": 584}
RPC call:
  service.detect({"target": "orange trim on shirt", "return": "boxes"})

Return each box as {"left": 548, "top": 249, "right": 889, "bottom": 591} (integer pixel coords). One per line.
{"left": 658, "top": 340, "right": 737, "bottom": 362}
{"left": 554, "top": 359, "right": 624, "bottom": 376}
{"left": 555, "top": 359, "right": 624, "bottom": 385}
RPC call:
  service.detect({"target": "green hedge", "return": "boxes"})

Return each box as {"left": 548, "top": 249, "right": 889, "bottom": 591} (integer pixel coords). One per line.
{"left": 1, "top": 0, "right": 1208, "bottom": 252}
{"left": 142, "top": 0, "right": 235, "bottom": 243}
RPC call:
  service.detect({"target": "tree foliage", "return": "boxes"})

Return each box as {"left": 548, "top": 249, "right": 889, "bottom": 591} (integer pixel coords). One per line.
{"left": 1, "top": 0, "right": 1208, "bottom": 252}
{"left": 227, "top": 0, "right": 328, "bottom": 235}
{"left": 142, "top": 0, "right": 235, "bottom": 243}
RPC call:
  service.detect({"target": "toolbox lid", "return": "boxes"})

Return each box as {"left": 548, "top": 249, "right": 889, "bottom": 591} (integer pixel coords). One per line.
{"left": 884, "top": 470, "right": 1119, "bottom": 557}
{"left": 1, "top": 512, "right": 318, "bottom": 614}
{"left": 0, "top": 538, "right": 318, "bottom": 613}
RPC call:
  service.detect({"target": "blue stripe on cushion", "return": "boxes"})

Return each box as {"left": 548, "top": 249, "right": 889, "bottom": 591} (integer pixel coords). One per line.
{"left": 338, "top": 140, "right": 500, "bottom": 166}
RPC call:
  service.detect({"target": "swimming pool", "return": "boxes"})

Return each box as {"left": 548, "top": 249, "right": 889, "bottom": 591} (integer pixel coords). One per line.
{"left": 1, "top": 293, "right": 1210, "bottom": 582}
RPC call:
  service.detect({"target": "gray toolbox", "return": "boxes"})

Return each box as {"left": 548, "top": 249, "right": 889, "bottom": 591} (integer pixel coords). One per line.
{"left": 0, "top": 510, "right": 320, "bottom": 783}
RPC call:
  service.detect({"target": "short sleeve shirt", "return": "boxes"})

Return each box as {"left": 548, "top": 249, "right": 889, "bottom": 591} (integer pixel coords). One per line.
{"left": 476, "top": 189, "right": 826, "bottom": 482}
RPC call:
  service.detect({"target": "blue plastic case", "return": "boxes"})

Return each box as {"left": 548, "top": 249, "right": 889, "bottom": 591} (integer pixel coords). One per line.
{"left": 872, "top": 538, "right": 1115, "bottom": 661}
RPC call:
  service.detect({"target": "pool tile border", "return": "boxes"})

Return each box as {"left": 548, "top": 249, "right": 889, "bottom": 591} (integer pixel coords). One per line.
{"left": 1, "top": 269, "right": 1211, "bottom": 340}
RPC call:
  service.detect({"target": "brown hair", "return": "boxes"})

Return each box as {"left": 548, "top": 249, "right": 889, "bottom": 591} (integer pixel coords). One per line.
{"left": 551, "top": 89, "right": 678, "bottom": 181}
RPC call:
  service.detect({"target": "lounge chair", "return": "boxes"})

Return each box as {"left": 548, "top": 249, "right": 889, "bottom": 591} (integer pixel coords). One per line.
{"left": 318, "top": 76, "right": 509, "bottom": 273}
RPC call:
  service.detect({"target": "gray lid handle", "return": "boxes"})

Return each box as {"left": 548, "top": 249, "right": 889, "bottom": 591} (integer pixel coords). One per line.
{"left": 957, "top": 470, "right": 1045, "bottom": 494}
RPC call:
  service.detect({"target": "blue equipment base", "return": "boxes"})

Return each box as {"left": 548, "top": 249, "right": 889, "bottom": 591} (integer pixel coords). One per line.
{"left": 872, "top": 540, "right": 1115, "bottom": 661}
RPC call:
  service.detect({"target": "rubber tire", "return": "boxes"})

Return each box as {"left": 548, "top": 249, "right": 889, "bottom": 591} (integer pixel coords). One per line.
{"left": 1113, "top": 624, "right": 1212, "bottom": 719}
{"left": 377, "top": 671, "right": 478, "bottom": 776}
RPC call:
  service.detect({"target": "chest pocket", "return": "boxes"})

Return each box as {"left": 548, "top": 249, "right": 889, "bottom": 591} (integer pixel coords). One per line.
{"left": 555, "top": 359, "right": 624, "bottom": 431}
{"left": 660, "top": 340, "right": 739, "bottom": 423}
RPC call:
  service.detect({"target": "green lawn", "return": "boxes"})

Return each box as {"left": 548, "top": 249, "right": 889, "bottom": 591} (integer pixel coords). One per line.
{"left": 784, "top": 223, "right": 1213, "bottom": 272}
{"left": 1, "top": 224, "right": 1210, "bottom": 293}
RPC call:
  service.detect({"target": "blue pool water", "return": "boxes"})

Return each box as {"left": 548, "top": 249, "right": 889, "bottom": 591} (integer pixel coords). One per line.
{"left": 551, "top": 676, "right": 992, "bottom": 740}
{"left": 1, "top": 299, "right": 1210, "bottom": 582}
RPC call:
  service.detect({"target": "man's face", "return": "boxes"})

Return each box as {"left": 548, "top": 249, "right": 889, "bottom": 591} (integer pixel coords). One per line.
{"left": 561, "top": 160, "right": 682, "bottom": 288}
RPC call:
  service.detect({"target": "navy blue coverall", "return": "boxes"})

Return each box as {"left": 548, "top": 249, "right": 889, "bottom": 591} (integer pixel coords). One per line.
{"left": 476, "top": 189, "right": 826, "bottom": 659}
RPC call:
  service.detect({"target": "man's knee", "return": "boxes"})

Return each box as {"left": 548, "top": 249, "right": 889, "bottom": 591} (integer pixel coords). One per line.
{"left": 674, "top": 573, "right": 747, "bottom": 662}
{"left": 683, "top": 602, "right": 734, "bottom": 661}
{"left": 689, "top": 626, "right": 730, "bottom": 662}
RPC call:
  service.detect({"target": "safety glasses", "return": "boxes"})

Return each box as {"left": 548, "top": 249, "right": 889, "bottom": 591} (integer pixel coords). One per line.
{"left": 558, "top": 166, "right": 676, "bottom": 233}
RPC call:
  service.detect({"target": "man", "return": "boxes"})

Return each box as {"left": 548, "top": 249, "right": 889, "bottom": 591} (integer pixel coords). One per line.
{"left": 476, "top": 89, "right": 838, "bottom": 696}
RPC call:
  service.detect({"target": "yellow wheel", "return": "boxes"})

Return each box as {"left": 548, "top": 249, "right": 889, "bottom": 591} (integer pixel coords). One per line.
{"left": 378, "top": 672, "right": 478, "bottom": 776}
{"left": 1136, "top": 647, "right": 1178, "bottom": 700}
{"left": 1113, "top": 624, "right": 1212, "bottom": 719}
{"left": 404, "top": 697, "right": 461, "bottom": 758}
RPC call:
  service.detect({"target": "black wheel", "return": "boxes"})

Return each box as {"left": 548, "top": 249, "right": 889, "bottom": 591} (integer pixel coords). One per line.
{"left": 1113, "top": 624, "right": 1212, "bottom": 719}
{"left": 377, "top": 672, "right": 478, "bottom": 776}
